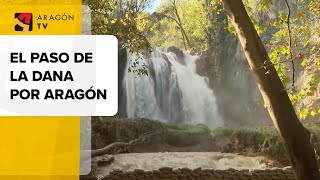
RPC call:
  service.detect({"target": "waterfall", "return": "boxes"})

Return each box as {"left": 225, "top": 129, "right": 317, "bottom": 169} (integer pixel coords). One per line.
{"left": 122, "top": 47, "right": 223, "bottom": 128}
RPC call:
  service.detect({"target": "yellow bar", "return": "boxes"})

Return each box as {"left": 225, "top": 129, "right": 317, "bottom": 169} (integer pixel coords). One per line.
{"left": 0, "top": 0, "right": 82, "bottom": 179}
{"left": 0, "top": 176, "right": 79, "bottom": 180}
{"left": 0, "top": 0, "right": 80, "bottom": 5}
{"left": 0, "top": 117, "right": 80, "bottom": 175}
{"left": 0, "top": 5, "right": 82, "bottom": 34}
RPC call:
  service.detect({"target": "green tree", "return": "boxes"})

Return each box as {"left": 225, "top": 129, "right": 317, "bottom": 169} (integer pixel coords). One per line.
{"left": 222, "top": 0, "right": 320, "bottom": 179}
{"left": 85, "top": 0, "right": 155, "bottom": 75}
{"left": 150, "top": 0, "right": 209, "bottom": 51}
{"left": 85, "top": 0, "right": 153, "bottom": 52}
{"left": 240, "top": 0, "right": 320, "bottom": 120}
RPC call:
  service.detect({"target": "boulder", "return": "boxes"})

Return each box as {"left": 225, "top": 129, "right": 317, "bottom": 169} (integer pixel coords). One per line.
{"left": 167, "top": 46, "right": 186, "bottom": 65}
{"left": 195, "top": 47, "right": 216, "bottom": 77}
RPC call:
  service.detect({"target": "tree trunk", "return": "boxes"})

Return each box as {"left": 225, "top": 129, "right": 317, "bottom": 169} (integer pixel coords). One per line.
{"left": 221, "top": 0, "right": 320, "bottom": 179}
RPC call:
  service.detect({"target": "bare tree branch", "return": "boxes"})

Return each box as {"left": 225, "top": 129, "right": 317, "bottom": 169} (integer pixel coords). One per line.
{"left": 284, "top": 0, "right": 295, "bottom": 88}
{"left": 91, "top": 132, "right": 159, "bottom": 157}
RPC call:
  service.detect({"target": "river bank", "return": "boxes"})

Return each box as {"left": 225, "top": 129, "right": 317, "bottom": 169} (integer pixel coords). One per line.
{"left": 87, "top": 152, "right": 286, "bottom": 179}
{"left": 92, "top": 117, "right": 320, "bottom": 164}
{"left": 82, "top": 117, "right": 320, "bottom": 179}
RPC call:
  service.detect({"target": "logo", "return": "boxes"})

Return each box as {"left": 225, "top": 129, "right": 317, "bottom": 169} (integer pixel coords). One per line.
{"left": 15, "top": 13, "right": 33, "bottom": 31}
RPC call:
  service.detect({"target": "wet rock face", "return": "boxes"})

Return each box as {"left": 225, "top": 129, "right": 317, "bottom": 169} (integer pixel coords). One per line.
{"left": 117, "top": 48, "right": 128, "bottom": 117}
{"left": 87, "top": 167, "right": 295, "bottom": 180}
{"left": 189, "top": 47, "right": 199, "bottom": 56}
{"left": 167, "top": 46, "right": 186, "bottom": 65}
{"left": 195, "top": 47, "right": 216, "bottom": 77}
{"left": 196, "top": 35, "right": 271, "bottom": 127}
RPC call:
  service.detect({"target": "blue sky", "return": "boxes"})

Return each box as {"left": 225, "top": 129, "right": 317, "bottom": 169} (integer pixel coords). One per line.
{"left": 145, "top": 0, "right": 161, "bottom": 13}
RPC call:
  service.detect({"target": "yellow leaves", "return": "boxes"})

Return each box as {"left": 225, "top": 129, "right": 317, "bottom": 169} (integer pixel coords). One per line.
{"left": 289, "top": 93, "right": 298, "bottom": 105}
{"left": 110, "top": 10, "right": 131, "bottom": 27}
{"left": 110, "top": 19, "right": 117, "bottom": 24}
{"left": 310, "top": 72, "right": 316, "bottom": 79}
{"left": 149, "top": 37, "right": 156, "bottom": 45}
{"left": 309, "top": 1, "right": 320, "bottom": 15}
{"left": 301, "top": 59, "right": 308, "bottom": 68}
{"left": 299, "top": 108, "right": 309, "bottom": 120}
{"left": 124, "top": 10, "right": 133, "bottom": 20}
{"left": 317, "top": 60, "right": 320, "bottom": 70}
{"left": 120, "top": 19, "right": 127, "bottom": 26}
{"left": 311, "top": 109, "right": 317, "bottom": 117}
{"left": 299, "top": 107, "right": 319, "bottom": 119}
{"left": 265, "top": 42, "right": 270, "bottom": 48}
{"left": 135, "top": 17, "right": 149, "bottom": 32}
{"left": 298, "top": 11, "right": 305, "bottom": 19}
{"left": 257, "top": 27, "right": 266, "bottom": 35}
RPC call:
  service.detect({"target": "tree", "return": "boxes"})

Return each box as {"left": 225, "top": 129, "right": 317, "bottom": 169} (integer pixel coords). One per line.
{"left": 169, "top": 0, "right": 192, "bottom": 49}
{"left": 85, "top": 0, "right": 153, "bottom": 75}
{"left": 203, "top": 0, "right": 228, "bottom": 48}
{"left": 153, "top": 0, "right": 192, "bottom": 49}
{"left": 86, "top": 0, "right": 153, "bottom": 52}
{"left": 149, "top": 0, "right": 209, "bottom": 51}
{"left": 240, "top": 0, "right": 320, "bottom": 121}
{"left": 221, "top": 0, "right": 320, "bottom": 179}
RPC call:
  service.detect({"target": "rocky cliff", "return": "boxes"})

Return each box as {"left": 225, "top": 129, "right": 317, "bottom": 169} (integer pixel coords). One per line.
{"left": 196, "top": 34, "right": 271, "bottom": 127}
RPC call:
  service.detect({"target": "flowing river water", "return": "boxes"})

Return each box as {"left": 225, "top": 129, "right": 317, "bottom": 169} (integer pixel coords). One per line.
{"left": 92, "top": 152, "right": 271, "bottom": 177}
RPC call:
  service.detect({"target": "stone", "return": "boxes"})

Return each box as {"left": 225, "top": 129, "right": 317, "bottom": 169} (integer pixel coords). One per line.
{"left": 159, "top": 167, "right": 173, "bottom": 172}
{"left": 167, "top": 46, "right": 186, "bottom": 65}
{"left": 96, "top": 156, "right": 114, "bottom": 167}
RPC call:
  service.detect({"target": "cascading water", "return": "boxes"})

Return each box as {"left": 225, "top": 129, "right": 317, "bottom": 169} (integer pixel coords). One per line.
{"left": 122, "top": 47, "right": 223, "bottom": 128}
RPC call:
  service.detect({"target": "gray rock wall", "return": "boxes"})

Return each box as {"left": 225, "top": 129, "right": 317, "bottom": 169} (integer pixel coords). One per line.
{"left": 197, "top": 34, "right": 271, "bottom": 127}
